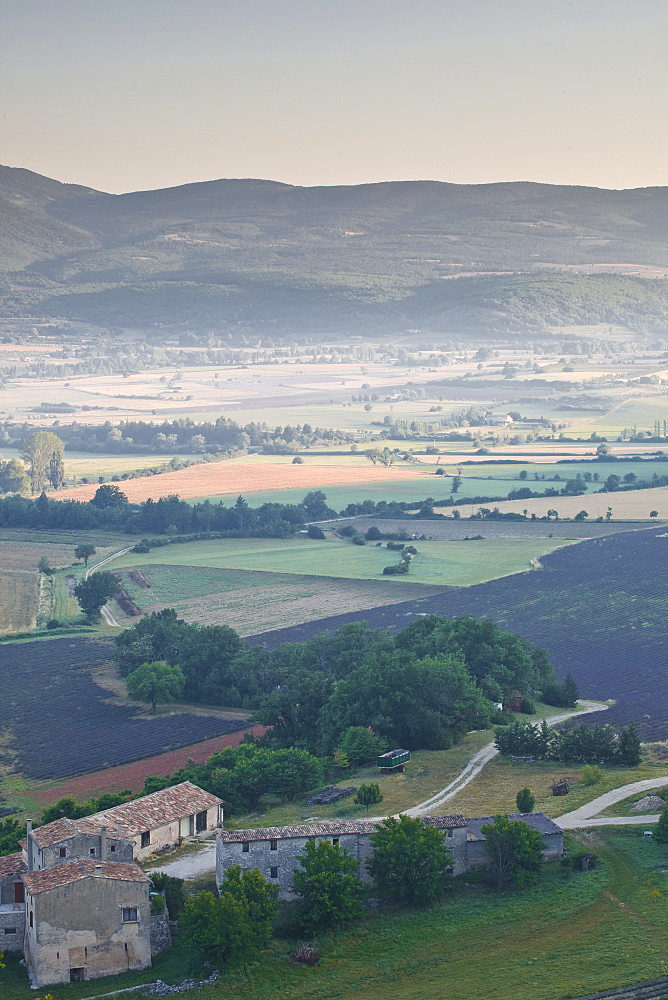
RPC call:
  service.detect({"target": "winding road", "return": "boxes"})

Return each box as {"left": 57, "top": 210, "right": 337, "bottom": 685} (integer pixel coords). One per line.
{"left": 557, "top": 775, "right": 668, "bottom": 829}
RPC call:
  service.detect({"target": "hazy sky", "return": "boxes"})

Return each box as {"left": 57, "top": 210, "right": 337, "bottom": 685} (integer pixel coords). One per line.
{"left": 2, "top": 0, "right": 666, "bottom": 193}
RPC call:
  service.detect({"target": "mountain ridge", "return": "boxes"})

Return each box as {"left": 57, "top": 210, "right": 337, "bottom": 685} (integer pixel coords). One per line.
{"left": 1, "top": 165, "right": 666, "bottom": 339}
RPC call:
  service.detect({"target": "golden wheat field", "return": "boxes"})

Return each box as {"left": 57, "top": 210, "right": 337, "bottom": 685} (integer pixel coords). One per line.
{"left": 438, "top": 485, "right": 668, "bottom": 521}
{"left": 54, "top": 455, "right": 432, "bottom": 502}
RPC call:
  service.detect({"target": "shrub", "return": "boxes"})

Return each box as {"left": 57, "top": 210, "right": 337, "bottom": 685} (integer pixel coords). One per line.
{"left": 292, "top": 456, "right": 304, "bottom": 464}
{"left": 386, "top": 541, "right": 405, "bottom": 551}
{"left": 516, "top": 788, "right": 535, "bottom": 813}
{"left": 383, "top": 563, "right": 409, "bottom": 575}
{"left": 151, "top": 894, "right": 166, "bottom": 915}
{"left": 520, "top": 698, "right": 536, "bottom": 714}
{"left": 352, "top": 533, "right": 367, "bottom": 545}
{"left": 46, "top": 619, "right": 61, "bottom": 630}
{"left": 365, "top": 526, "right": 382, "bottom": 540}
{"left": 581, "top": 764, "right": 604, "bottom": 786}
{"left": 307, "top": 524, "right": 326, "bottom": 539}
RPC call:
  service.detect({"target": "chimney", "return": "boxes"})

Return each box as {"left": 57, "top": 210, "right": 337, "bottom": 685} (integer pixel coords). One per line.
{"left": 26, "top": 820, "right": 34, "bottom": 872}
{"left": 100, "top": 826, "right": 107, "bottom": 861}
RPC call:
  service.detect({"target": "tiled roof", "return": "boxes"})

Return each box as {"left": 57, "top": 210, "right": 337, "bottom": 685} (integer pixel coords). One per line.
{"left": 29, "top": 817, "right": 81, "bottom": 850}
{"left": 29, "top": 782, "right": 222, "bottom": 849}
{"left": 0, "top": 852, "right": 26, "bottom": 879}
{"left": 219, "top": 815, "right": 466, "bottom": 843}
{"left": 466, "top": 812, "right": 563, "bottom": 842}
{"left": 90, "top": 781, "right": 221, "bottom": 837}
{"left": 22, "top": 858, "right": 150, "bottom": 895}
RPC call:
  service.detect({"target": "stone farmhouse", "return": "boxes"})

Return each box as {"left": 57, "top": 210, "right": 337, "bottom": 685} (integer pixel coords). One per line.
{"left": 0, "top": 781, "right": 223, "bottom": 987}
{"left": 216, "top": 812, "right": 563, "bottom": 899}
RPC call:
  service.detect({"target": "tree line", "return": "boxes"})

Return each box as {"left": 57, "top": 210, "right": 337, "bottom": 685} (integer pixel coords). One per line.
{"left": 115, "top": 613, "right": 558, "bottom": 756}
{"left": 495, "top": 719, "right": 642, "bottom": 766}
{"left": 0, "top": 485, "right": 336, "bottom": 536}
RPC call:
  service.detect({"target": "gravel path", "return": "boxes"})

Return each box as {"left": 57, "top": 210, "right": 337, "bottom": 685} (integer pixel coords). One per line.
{"left": 557, "top": 775, "right": 668, "bottom": 829}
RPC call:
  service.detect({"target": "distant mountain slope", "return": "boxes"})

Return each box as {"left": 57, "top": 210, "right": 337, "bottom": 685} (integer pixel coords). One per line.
{"left": 1, "top": 165, "right": 666, "bottom": 337}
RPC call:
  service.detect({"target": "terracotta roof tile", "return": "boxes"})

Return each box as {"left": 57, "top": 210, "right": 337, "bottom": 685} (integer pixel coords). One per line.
{"left": 90, "top": 781, "right": 221, "bottom": 837}
{"left": 22, "top": 858, "right": 150, "bottom": 895}
{"left": 29, "top": 782, "right": 221, "bottom": 849}
{"left": 0, "top": 852, "right": 26, "bottom": 879}
{"left": 218, "top": 815, "right": 466, "bottom": 843}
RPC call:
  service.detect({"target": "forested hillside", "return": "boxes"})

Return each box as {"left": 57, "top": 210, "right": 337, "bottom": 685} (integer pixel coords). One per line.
{"left": 1, "top": 165, "right": 666, "bottom": 337}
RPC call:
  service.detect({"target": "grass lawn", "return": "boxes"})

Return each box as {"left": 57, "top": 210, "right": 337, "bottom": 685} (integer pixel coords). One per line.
{"left": 3, "top": 830, "right": 667, "bottom": 1000}
{"left": 113, "top": 535, "right": 569, "bottom": 588}
{"left": 226, "top": 730, "right": 494, "bottom": 830}
{"left": 442, "top": 755, "right": 668, "bottom": 821}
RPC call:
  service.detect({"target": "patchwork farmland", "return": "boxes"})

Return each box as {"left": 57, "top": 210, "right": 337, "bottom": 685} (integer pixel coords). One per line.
{"left": 246, "top": 526, "right": 668, "bottom": 740}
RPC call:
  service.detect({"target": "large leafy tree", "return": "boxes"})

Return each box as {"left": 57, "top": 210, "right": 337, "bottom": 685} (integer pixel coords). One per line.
{"left": 292, "top": 839, "right": 367, "bottom": 933}
{"left": 126, "top": 661, "right": 185, "bottom": 711}
{"left": 655, "top": 804, "right": 668, "bottom": 845}
{"left": 20, "top": 431, "right": 64, "bottom": 493}
{"left": 481, "top": 815, "right": 544, "bottom": 889}
{"left": 90, "top": 483, "right": 129, "bottom": 508}
{"left": 179, "top": 891, "right": 252, "bottom": 968}
{"left": 74, "top": 570, "right": 119, "bottom": 619}
{"left": 0, "top": 458, "right": 29, "bottom": 494}
{"left": 219, "top": 866, "right": 278, "bottom": 951}
{"left": 394, "top": 615, "right": 554, "bottom": 700}
{"left": 367, "top": 815, "right": 453, "bottom": 905}
{"left": 74, "top": 543, "right": 97, "bottom": 566}
{"left": 0, "top": 817, "right": 21, "bottom": 857}
{"left": 318, "top": 651, "right": 490, "bottom": 753}
{"left": 339, "top": 726, "right": 386, "bottom": 766}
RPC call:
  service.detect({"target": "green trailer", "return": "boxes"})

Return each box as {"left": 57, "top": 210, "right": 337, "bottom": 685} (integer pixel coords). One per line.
{"left": 377, "top": 748, "right": 410, "bottom": 773}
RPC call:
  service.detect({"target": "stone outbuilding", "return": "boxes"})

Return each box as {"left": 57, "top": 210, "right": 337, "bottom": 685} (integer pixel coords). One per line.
{"left": 0, "top": 852, "right": 27, "bottom": 950}
{"left": 23, "top": 782, "right": 224, "bottom": 867}
{"left": 465, "top": 812, "right": 564, "bottom": 868}
{"left": 217, "top": 815, "right": 468, "bottom": 899}
{"left": 22, "top": 858, "right": 151, "bottom": 987}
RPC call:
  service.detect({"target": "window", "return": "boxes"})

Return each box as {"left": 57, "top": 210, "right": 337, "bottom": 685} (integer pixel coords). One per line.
{"left": 332, "top": 838, "right": 340, "bottom": 846}
{"left": 110, "top": 845, "right": 116, "bottom": 853}
{"left": 141, "top": 831, "right": 150, "bottom": 848}
{"left": 90, "top": 848, "right": 96, "bottom": 855}
{"left": 4, "top": 927, "right": 17, "bottom": 935}
{"left": 59, "top": 847, "right": 67, "bottom": 858}
{"left": 242, "top": 841, "right": 249, "bottom": 853}
{"left": 196, "top": 809, "right": 208, "bottom": 833}
{"left": 446, "top": 829, "right": 453, "bottom": 838}
{"left": 270, "top": 867, "right": 278, "bottom": 879}
{"left": 270, "top": 839, "right": 278, "bottom": 851}
{"left": 29, "top": 911, "right": 33, "bottom": 928}
{"left": 122, "top": 907, "right": 138, "bottom": 923}
{"left": 70, "top": 968, "right": 85, "bottom": 983}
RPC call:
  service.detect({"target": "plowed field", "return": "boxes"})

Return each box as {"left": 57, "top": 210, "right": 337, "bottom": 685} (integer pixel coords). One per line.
{"left": 55, "top": 456, "right": 431, "bottom": 502}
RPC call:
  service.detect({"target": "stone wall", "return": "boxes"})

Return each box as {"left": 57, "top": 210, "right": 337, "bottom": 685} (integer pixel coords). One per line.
{"left": 150, "top": 912, "right": 172, "bottom": 956}
{"left": 0, "top": 908, "right": 25, "bottom": 950}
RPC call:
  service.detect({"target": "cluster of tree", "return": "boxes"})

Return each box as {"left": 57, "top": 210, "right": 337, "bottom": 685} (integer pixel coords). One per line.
{"left": 39, "top": 790, "right": 133, "bottom": 825}
{"left": 142, "top": 741, "right": 326, "bottom": 816}
{"left": 540, "top": 674, "right": 579, "bottom": 708}
{"left": 0, "top": 486, "right": 334, "bottom": 536}
{"left": 116, "top": 613, "right": 557, "bottom": 755}
{"left": 180, "top": 866, "right": 278, "bottom": 969}
{"left": 0, "top": 416, "right": 352, "bottom": 458}
{"left": 495, "top": 719, "right": 642, "bottom": 766}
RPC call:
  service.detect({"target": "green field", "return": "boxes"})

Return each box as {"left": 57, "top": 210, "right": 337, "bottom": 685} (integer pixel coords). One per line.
{"left": 0, "top": 446, "right": 201, "bottom": 483}
{"left": 4, "top": 831, "right": 667, "bottom": 1000}
{"left": 567, "top": 395, "right": 668, "bottom": 438}
{"left": 115, "top": 564, "right": 444, "bottom": 635}
{"left": 114, "top": 535, "right": 568, "bottom": 588}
